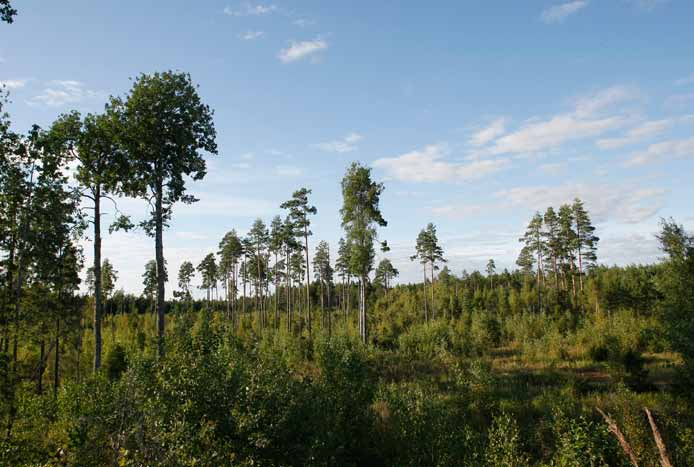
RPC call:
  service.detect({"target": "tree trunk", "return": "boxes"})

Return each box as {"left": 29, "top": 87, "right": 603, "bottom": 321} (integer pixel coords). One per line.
{"left": 93, "top": 186, "right": 103, "bottom": 371}
{"left": 286, "top": 250, "right": 291, "bottom": 333}
{"left": 155, "top": 182, "right": 166, "bottom": 358}
{"left": 304, "top": 226, "right": 311, "bottom": 338}
{"left": 422, "top": 263, "right": 429, "bottom": 322}
{"left": 53, "top": 318, "right": 60, "bottom": 399}
{"left": 430, "top": 262, "right": 436, "bottom": 320}
{"left": 37, "top": 339, "right": 45, "bottom": 394}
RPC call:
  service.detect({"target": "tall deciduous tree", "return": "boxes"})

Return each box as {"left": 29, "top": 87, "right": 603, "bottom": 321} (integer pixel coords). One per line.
{"left": 280, "top": 188, "right": 316, "bottom": 336}
{"left": 340, "top": 162, "right": 387, "bottom": 344}
{"left": 115, "top": 71, "right": 217, "bottom": 357}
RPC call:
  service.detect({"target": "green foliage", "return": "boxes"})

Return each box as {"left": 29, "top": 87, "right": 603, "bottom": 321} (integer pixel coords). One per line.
{"left": 484, "top": 412, "right": 530, "bottom": 467}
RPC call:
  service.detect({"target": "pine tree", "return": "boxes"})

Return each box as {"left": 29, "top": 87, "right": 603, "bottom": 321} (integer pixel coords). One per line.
{"left": 486, "top": 258, "right": 496, "bottom": 289}
{"left": 519, "top": 212, "right": 545, "bottom": 312}
{"left": 572, "top": 198, "right": 599, "bottom": 292}
{"left": 280, "top": 188, "right": 317, "bottom": 337}
{"left": 542, "top": 207, "right": 561, "bottom": 290}
{"left": 177, "top": 261, "right": 195, "bottom": 307}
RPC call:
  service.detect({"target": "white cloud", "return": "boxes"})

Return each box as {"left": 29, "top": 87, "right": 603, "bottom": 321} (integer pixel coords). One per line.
{"left": 314, "top": 132, "right": 362, "bottom": 153}
{"left": 573, "top": 85, "right": 639, "bottom": 118}
{"left": 274, "top": 164, "right": 303, "bottom": 177}
{"left": 239, "top": 30, "right": 264, "bottom": 40}
{"left": 540, "top": 1, "right": 589, "bottom": 24}
{"left": 224, "top": 3, "right": 277, "bottom": 16}
{"left": 374, "top": 144, "right": 510, "bottom": 183}
{"left": 0, "top": 79, "right": 27, "bottom": 90}
{"left": 496, "top": 183, "right": 666, "bottom": 224}
{"left": 278, "top": 38, "right": 328, "bottom": 63}
{"left": 469, "top": 117, "right": 507, "bottom": 146}
{"left": 240, "top": 152, "right": 255, "bottom": 160}
{"left": 596, "top": 119, "right": 672, "bottom": 149}
{"left": 625, "top": 138, "right": 694, "bottom": 166}
{"left": 491, "top": 114, "right": 624, "bottom": 155}
{"left": 480, "top": 85, "right": 637, "bottom": 156}
{"left": 28, "top": 80, "right": 103, "bottom": 107}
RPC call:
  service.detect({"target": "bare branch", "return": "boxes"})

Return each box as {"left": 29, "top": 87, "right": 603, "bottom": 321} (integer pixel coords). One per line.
{"left": 644, "top": 407, "right": 673, "bottom": 467}
{"left": 597, "top": 407, "right": 640, "bottom": 467}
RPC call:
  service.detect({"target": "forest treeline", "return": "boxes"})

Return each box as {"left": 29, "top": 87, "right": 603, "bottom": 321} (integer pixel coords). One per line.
{"left": 2, "top": 36, "right": 694, "bottom": 465}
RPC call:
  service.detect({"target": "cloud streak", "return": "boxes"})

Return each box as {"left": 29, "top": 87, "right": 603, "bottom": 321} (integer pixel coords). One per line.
{"left": 278, "top": 38, "right": 328, "bottom": 63}
{"left": 314, "top": 132, "right": 362, "bottom": 153}
{"left": 540, "top": 1, "right": 589, "bottom": 24}
{"left": 374, "top": 144, "right": 510, "bottom": 183}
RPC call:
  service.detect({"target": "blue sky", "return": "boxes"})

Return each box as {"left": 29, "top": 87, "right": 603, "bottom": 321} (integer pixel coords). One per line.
{"left": 2, "top": 0, "right": 693, "bottom": 296}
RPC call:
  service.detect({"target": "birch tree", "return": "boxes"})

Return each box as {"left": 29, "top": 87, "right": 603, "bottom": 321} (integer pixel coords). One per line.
{"left": 340, "top": 162, "right": 387, "bottom": 344}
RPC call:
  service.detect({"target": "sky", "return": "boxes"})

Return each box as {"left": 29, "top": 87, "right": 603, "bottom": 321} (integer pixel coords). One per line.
{"left": 2, "top": 0, "right": 693, "bottom": 297}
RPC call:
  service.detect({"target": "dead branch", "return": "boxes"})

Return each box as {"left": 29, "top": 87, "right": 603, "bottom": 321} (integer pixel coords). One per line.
{"left": 644, "top": 407, "right": 673, "bottom": 467}
{"left": 597, "top": 407, "right": 640, "bottom": 467}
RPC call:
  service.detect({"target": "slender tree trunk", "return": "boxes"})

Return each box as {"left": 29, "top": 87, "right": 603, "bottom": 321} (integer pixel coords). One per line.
{"left": 53, "top": 317, "right": 60, "bottom": 399}
{"left": 36, "top": 339, "right": 45, "bottom": 394}
{"left": 360, "top": 276, "right": 367, "bottom": 344}
{"left": 286, "top": 250, "right": 291, "bottom": 333}
{"left": 422, "top": 263, "right": 429, "bottom": 322}
{"left": 430, "top": 262, "right": 436, "bottom": 320}
{"left": 93, "top": 186, "right": 103, "bottom": 371}
{"left": 304, "top": 226, "right": 311, "bottom": 338}
{"left": 154, "top": 182, "right": 166, "bottom": 358}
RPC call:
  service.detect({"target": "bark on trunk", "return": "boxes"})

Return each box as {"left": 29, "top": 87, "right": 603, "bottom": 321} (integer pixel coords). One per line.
{"left": 304, "top": 226, "right": 311, "bottom": 338}
{"left": 93, "top": 186, "right": 103, "bottom": 371}
{"left": 155, "top": 182, "right": 166, "bottom": 358}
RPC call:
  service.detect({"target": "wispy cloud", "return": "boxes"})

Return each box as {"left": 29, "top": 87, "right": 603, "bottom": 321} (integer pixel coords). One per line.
{"left": 374, "top": 144, "right": 510, "bottom": 183}
{"left": 239, "top": 30, "right": 264, "bottom": 40}
{"left": 278, "top": 38, "right": 328, "bottom": 63}
{"left": 314, "top": 132, "right": 362, "bottom": 153}
{"left": 596, "top": 119, "right": 672, "bottom": 149}
{"left": 224, "top": 3, "right": 277, "bottom": 16}
{"left": 477, "top": 85, "right": 637, "bottom": 156}
{"left": 469, "top": 117, "right": 507, "bottom": 147}
{"left": 28, "top": 80, "right": 103, "bottom": 107}
{"left": 625, "top": 138, "right": 694, "bottom": 166}
{"left": 540, "top": 1, "right": 589, "bottom": 24}
{"left": 496, "top": 183, "right": 665, "bottom": 224}
{"left": 0, "top": 79, "right": 27, "bottom": 90}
